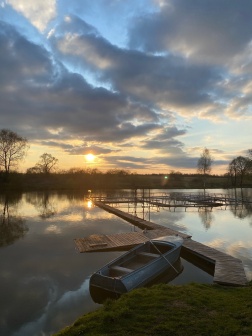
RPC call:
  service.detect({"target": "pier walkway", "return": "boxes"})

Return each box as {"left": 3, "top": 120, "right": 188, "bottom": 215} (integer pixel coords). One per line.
{"left": 92, "top": 191, "right": 252, "bottom": 208}
{"left": 75, "top": 201, "right": 248, "bottom": 287}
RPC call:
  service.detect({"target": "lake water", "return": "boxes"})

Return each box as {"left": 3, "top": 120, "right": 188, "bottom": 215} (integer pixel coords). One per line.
{"left": 0, "top": 189, "right": 251, "bottom": 336}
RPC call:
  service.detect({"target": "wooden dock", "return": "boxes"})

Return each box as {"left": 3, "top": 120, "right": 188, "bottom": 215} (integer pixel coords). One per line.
{"left": 182, "top": 239, "right": 248, "bottom": 286}
{"left": 75, "top": 201, "right": 248, "bottom": 287}
{"left": 92, "top": 191, "right": 252, "bottom": 208}
{"left": 75, "top": 228, "right": 186, "bottom": 252}
{"left": 93, "top": 201, "right": 191, "bottom": 238}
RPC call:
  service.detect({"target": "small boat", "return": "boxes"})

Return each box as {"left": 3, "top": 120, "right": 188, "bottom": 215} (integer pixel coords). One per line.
{"left": 90, "top": 258, "right": 184, "bottom": 303}
{"left": 89, "top": 235, "right": 183, "bottom": 296}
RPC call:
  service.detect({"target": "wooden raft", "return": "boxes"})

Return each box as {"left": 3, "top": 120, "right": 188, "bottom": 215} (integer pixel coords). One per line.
{"left": 75, "top": 232, "right": 149, "bottom": 252}
{"left": 74, "top": 228, "right": 182, "bottom": 252}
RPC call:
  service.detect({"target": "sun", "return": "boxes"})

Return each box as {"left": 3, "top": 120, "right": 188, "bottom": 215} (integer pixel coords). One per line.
{"left": 85, "top": 153, "right": 95, "bottom": 162}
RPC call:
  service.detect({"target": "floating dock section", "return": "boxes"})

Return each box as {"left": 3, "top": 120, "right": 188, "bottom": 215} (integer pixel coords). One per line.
{"left": 75, "top": 201, "right": 248, "bottom": 287}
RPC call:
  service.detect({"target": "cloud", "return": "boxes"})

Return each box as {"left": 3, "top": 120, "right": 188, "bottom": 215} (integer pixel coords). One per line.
{"left": 6, "top": 0, "right": 57, "bottom": 32}
{"left": 129, "top": 0, "right": 252, "bottom": 65}
{"left": 127, "top": 0, "right": 252, "bottom": 121}
{"left": 51, "top": 15, "right": 224, "bottom": 120}
{"left": 67, "top": 144, "right": 117, "bottom": 156}
{"left": 101, "top": 150, "right": 198, "bottom": 171}
{"left": 0, "top": 22, "right": 161, "bottom": 147}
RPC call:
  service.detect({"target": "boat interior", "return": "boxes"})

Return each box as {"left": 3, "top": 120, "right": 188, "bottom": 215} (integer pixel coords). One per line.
{"left": 108, "top": 241, "right": 174, "bottom": 278}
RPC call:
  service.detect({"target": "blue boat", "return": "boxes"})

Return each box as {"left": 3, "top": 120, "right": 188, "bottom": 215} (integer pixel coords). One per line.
{"left": 89, "top": 235, "right": 183, "bottom": 296}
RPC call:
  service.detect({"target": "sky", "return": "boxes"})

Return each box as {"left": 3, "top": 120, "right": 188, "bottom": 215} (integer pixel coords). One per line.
{"left": 0, "top": 0, "right": 252, "bottom": 174}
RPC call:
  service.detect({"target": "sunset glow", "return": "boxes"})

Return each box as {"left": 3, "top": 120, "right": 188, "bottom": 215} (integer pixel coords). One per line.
{"left": 85, "top": 153, "right": 95, "bottom": 162}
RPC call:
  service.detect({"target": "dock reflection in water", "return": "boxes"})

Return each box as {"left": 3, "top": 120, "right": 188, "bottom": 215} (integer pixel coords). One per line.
{"left": 89, "top": 258, "right": 184, "bottom": 304}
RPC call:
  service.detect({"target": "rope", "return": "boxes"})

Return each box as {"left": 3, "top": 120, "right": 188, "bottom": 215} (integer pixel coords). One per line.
{"left": 149, "top": 239, "right": 180, "bottom": 274}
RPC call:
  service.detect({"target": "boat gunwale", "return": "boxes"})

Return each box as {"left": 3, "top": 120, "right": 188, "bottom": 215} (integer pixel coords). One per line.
{"left": 93, "top": 239, "right": 182, "bottom": 280}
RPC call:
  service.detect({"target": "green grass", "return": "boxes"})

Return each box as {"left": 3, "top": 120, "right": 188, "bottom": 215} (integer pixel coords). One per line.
{"left": 54, "top": 282, "right": 252, "bottom": 336}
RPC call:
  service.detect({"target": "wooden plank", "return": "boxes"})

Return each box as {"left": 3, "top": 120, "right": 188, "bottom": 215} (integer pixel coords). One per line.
{"left": 89, "top": 243, "right": 108, "bottom": 247}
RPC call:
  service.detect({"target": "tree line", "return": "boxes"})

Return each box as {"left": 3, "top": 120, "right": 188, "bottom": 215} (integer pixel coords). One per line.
{"left": 0, "top": 129, "right": 252, "bottom": 188}
{"left": 227, "top": 150, "right": 252, "bottom": 187}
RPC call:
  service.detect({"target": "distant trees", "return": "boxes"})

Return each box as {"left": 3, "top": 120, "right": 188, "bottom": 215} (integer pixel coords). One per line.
{"left": 228, "top": 150, "right": 252, "bottom": 187}
{"left": 106, "top": 169, "right": 130, "bottom": 175}
{"left": 27, "top": 153, "right": 58, "bottom": 174}
{"left": 248, "top": 149, "right": 252, "bottom": 160}
{"left": 0, "top": 129, "right": 28, "bottom": 181}
{"left": 197, "top": 148, "right": 213, "bottom": 188}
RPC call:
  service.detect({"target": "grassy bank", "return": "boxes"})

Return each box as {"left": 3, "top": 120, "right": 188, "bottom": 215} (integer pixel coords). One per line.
{"left": 54, "top": 282, "right": 252, "bottom": 336}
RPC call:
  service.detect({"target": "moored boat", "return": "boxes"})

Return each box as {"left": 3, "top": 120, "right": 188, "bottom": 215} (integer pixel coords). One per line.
{"left": 89, "top": 235, "right": 183, "bottom": 296}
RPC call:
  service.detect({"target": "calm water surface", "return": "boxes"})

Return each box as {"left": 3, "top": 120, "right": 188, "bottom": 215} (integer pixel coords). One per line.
{"left": 0, "top": 189, "right": 251, "bottom": 336}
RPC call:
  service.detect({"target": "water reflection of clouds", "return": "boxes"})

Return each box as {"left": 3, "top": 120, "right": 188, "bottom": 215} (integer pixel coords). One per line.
{"left": 0, "top": 230, "right": 111, "bottom": 335}
{"left": 45, "top": 225, "right": 62, "bottom": 234}
{"left": 205, "top": 238, "right": 226, "bottom": 250}
{"left": 151, "top": 209, "right": 188, "bottom": 234}
{"left": 85, "top": 211, "right": 115, "bottom": 220}
{"left": 47, "top": 213, "right": 84, "bottom": 222}
{"left": 205, "top": 238, "right": 252, "bottom": 281}
{"left": 12, "top": 277, "right": 91, "bottom": 336}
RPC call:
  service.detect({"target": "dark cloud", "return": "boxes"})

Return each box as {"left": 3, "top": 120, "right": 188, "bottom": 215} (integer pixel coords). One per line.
{"left": 140, "top": 127, "right": 186, "bottom": 151}
{"left": 67, "top": 145, "right": 116, "bottom": 156}
{"left": 0, "top": 22, "right": 53, "bottom": 86}
{"left": 51, "top": 16, "right": 223, "bottom": 117}
{"left": 0, "top": 21, "right": 161, "bottom": 146}
{"left": 129, "top": 0, "right": 252, "bottom": 64}
{"left": 102, "top": 155, "right": 153, "bottom": 170}
{"left": 103, "top": 152, "right": 198, "bottom": 171}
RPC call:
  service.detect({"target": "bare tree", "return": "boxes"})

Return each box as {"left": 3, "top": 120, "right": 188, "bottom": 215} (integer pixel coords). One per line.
{"left": 197, "top": 148, "right": 213, "bottom": 188}
{"left": 246, "top": 149, "right": 252, "bottom": 173}
{"left": 228, "top": 160, "right": 238, "bottom": 186}
{"left": 229, "top": 156, "right": 251, "bottom": 187}
{"left": 33, "top": 153, "right": 58, "bottom": 174}
{"left": 0, "top": 129, "right": 28, "bottom": 180}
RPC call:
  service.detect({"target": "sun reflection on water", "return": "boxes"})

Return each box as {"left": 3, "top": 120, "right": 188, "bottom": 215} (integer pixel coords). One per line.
{"left": 87, "top": 200, "right": 93, "bottom": 209}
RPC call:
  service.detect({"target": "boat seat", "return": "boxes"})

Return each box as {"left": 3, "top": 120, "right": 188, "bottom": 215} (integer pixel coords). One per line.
{"left": 110, "top": 265, "right": 133, "bottom": 274}
{"left": 137, "top": 251, "right": 160, "bottom": 258}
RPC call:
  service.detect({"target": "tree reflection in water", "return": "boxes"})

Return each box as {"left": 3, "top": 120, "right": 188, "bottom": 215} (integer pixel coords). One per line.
{"left": 229, "top": 204, "right": 252, "bottom": 220}
{"left": 0, "top": 193, "right": 28, "bottom": 247}
{"left": 226, "top": 188, "right": 252, "bottom": 221}
{"left": 198, "top": 207, "right": 214, "bottom": 229}
{"left": 25, "top": 192, "right": 57, "bottom": 219}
